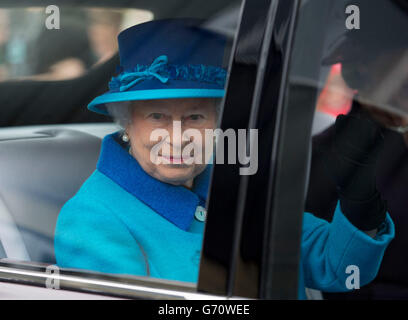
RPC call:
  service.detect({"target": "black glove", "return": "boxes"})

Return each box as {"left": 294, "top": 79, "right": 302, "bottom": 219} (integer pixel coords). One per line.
{"left": 324, "top": 115, "right": 387, "bottom": 231}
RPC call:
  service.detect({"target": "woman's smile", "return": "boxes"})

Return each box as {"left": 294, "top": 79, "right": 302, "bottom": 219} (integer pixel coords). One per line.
{"left": 160, "top": 154, "right": 193, "bottom": 164}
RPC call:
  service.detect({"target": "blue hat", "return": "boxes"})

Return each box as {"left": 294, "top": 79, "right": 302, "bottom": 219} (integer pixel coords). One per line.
{"left": 88, "top": 19, "right": 229, "bottom": 115}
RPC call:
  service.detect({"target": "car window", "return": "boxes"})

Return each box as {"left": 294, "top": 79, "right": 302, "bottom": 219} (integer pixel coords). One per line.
{"left": 0, "top": 0, "right": 245, "bottom": 296}
{"left": 288, "top": 0, "right": 408, "bottom": 299}
{"left": 0, "top": 6, "right": 156, "bottom": 127}
{"left": 0, "top": 7, "right": 153, "bottom": 81}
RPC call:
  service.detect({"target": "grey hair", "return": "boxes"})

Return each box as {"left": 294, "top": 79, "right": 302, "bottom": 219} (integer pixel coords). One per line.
{"left": 106, "top": 101, "right": 132, "bottom": 128}
{"left": 106, "top": 98, "right": 223, "bottom": 128}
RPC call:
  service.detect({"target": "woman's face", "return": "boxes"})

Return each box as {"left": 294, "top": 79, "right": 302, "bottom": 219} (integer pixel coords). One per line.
{"left": 126, "top": 98, "right": 218, "bottom": 188}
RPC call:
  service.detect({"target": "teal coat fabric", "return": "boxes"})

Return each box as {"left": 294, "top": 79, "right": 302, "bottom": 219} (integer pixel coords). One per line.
{"left": 54, "top": 132, "right": 395, "bottom": 299}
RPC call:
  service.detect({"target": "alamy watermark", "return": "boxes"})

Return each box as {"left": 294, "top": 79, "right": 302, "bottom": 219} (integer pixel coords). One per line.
{"left": 345, "top": 265, "right": 360, "bottom": 290}
{"left": 345, "top": 4, "right": 360, "bottom": 30}
{"left": 45, "top": 264, "right": 60, "bottom": 290}
{"left": 149, "top": 121, "right": 259, "bottom": 176}
{"left": 45, "top": 5, "right": 60, "bottom": 30}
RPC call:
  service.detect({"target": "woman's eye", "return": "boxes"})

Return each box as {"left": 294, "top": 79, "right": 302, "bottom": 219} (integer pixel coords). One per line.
{"left": 186, "top": 114, "right": 204, "bottom": 121}
{"left": 149, "top": 113, "right": 165, "bottom": 120}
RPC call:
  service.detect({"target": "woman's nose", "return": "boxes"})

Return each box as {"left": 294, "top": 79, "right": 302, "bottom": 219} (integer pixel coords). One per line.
{"left": 166, "top": 121, "right": 191, "bottom": 151}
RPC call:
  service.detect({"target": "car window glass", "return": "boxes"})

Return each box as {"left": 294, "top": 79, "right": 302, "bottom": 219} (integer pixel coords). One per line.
{"left": 0, "top": 1, "right": 244, "bottom": 291}
{"left": 290, "top": 0, "right": 408, "bottom": 299}
{"left": 0, "top": 7, "right": 153, "bottom": 81}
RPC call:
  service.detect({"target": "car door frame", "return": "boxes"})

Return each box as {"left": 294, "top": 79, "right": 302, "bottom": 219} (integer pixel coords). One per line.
{"left": 0, "top": 0, "right": 324, "bottom": 300}
{"left": 197, "top": 0, "right": 305, "bottom": 299}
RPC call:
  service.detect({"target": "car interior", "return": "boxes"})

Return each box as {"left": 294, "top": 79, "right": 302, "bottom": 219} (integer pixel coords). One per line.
{"left": 0, "top": 0, "right": 335, "bottom": 277}
{"left": 0, "top": 0, "right": 244, "bottom": 265}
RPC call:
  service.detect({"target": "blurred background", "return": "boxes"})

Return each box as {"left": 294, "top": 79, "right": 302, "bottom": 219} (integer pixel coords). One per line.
{"left": 0, "top": 7, "right": 153, "bottom": 81}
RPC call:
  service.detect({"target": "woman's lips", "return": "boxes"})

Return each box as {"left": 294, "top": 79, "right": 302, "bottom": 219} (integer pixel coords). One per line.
{"left": 160, "top": 155, "right": 193, "bottom": 164}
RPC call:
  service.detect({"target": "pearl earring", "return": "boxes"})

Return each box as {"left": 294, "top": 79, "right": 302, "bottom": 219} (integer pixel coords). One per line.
{"left": 122, "top": 132, "right": 130, "bottom": 142}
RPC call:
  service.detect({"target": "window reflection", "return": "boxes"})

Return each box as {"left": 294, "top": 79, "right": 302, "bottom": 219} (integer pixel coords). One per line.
{"left": 306, "top": 0, "right": 408, "bottom": 300}
{"left": 0, "top": 7, "right": 153, "bottom": 81}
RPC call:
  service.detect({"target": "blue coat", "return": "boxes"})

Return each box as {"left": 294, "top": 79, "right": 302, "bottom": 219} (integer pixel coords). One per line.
{"left": 54, "top": 132, "right": 395, "bottom": 299}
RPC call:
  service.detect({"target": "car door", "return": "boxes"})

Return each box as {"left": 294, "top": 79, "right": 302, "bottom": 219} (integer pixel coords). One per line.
{"left": 0, "top": 0, "right": 347, "bottom": 301}
{"left": 0, "top": 0, "right": 297, "bottom": 300}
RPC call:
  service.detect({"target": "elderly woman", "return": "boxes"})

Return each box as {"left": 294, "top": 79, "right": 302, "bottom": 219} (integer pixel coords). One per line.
{"left": 55, "top": 18, "right": 395, "bottom": 299}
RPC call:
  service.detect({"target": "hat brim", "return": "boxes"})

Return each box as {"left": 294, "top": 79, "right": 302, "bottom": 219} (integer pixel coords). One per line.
{"left": 88, "top": 88, "right": 226, "bottom": 115}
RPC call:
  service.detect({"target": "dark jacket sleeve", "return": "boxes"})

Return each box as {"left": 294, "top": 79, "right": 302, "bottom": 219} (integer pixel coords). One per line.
{"left": 305, "top": 125, "right": 339, "bottom": 221}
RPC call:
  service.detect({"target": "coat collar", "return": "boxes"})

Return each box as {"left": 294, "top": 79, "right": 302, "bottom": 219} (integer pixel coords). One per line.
{"left": 96, "top": 132, "right": 211, "bottom": 231}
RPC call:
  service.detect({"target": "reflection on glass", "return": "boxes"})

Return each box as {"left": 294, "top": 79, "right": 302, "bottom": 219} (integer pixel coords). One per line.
{"left": 0, "top": 7, "right": 153, "bottom": 81}
{"left": 306, "top": 0, "right": 408, "bottom": 300}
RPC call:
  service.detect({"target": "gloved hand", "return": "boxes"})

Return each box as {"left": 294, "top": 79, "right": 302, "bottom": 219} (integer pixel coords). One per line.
{"left": 324, "top": 114, "right": 387, "bottom": 231}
